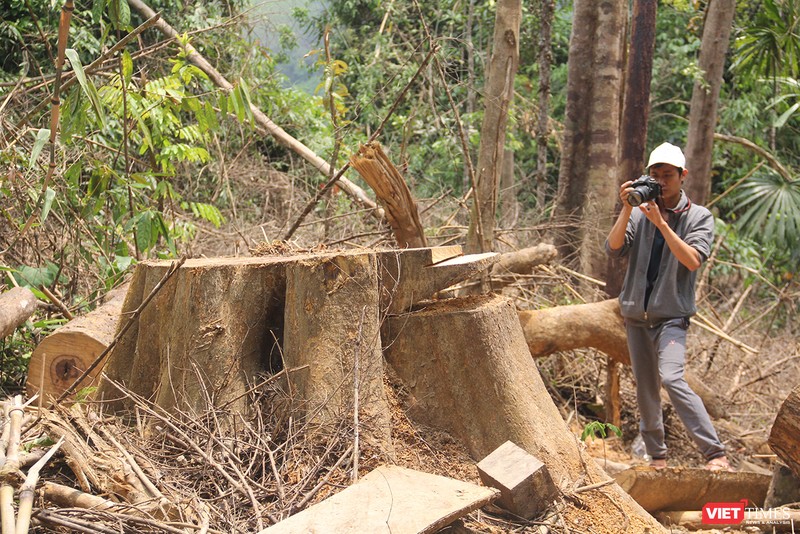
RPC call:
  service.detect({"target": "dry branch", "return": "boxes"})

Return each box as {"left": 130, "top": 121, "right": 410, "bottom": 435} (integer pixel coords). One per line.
{"left": 16, "top": 437, "right": 64, "bottom": 534}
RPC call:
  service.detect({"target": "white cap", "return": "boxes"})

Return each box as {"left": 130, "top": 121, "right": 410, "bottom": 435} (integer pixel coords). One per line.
{"left": 647, "top": 142, "right": 685, "bottom": 170}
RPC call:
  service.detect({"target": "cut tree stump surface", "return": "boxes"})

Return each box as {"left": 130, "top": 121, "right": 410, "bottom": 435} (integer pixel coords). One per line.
{"left": 614, "top": 466, "right": 771, "bottom": 512}
{"left": 259, "top": 465, "right": 498, "bottom": 534}
{"left": 26, "top": 284, "right": 128, "bottom": 400}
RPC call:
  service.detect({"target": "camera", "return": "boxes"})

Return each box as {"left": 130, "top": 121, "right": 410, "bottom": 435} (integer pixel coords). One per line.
{"left": 627, "top": 175, "right": 661, "bottom": 207}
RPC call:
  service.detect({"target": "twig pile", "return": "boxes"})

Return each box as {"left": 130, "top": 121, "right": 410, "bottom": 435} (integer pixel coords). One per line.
{"left": 1, "top": 373, "right": 360, "bottom": 533}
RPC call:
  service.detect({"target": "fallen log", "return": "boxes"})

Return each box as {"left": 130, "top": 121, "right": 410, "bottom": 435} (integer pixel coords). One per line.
{"left": 518, "top": 298, "right": 729, "bottom": 420}
{"left": 490, "top": 243, "right": 558, "bottom": 275}
{"left": 768, "top": 385, "right": 800, "bottom": 478}
{"left": 614, "top": 466, "right": 771, "bottom": 513}
{"left": 0, "top": 286, "right": 37, "bottom": 339}
{"left": 657, "top": 509, "right": 800, "bottom": 531}
{"left": 383, "top": 294, "right": 664, "bottom": 532}
{"left": 26, "top": 285, "right": 128, "bottom": 401}
{"left": 350, "top": 142, "right": 426, "bottom": 248}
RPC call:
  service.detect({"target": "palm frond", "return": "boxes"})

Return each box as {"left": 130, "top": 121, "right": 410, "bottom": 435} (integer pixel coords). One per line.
{"left": 732, "top": 169, "right": 800, "bottom": 248}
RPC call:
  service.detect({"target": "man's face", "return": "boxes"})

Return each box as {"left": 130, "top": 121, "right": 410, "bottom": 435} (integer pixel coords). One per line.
{"left": 649, "top": 163, "right": 684, "bottom": 201}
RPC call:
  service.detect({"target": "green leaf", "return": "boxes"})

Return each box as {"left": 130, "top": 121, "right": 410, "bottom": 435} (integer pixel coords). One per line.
{"left": 40, "top": 187, "right": 56, "bottom": 223}
{"left": 92, "top": 0, "right": 107, "bottom": 24}
{"left": 135, "top": 212, "right": 153, "bottom": 252}
{"left": 121, "top": 50, "right": 133, "bottom": 85}
{"left": 65, "top": 49, "right": 107, "bottom": 128}
{"left": 189, "top": 202, "right": 225, "bottom": 228}
{"left": 15, "top": 263, "right": 62, "bottom": 288}
{"left": 29, "top": 128, "right": 50, "bottom": 168}
{"left": 109, "top": 0, "right": 131, "bottom": 29}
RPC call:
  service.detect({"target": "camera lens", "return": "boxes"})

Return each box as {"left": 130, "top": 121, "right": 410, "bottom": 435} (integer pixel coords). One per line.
{"left": 628, "top": 191, "right": 645, "bottom": 207}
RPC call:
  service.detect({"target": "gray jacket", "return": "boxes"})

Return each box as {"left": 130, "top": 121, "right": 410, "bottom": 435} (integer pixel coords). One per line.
{"left": 605, "top": 191, "right": 714, "bottom": 324}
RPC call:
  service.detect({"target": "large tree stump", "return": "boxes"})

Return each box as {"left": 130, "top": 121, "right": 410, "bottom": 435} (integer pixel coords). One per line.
{"left": 98, "top": 257, "right": 291, "bottom": 416}
{"left": 0, "top": 287, "right": 37, "bottom": 339}
{"left": 26, "top": 285, "right": 128, "bottom": 401}
{"left": 383, "top": 294, "right": 663, "bottom": 532}
{"left": 768, "top": 385, "right": 800, "bottom": 478}
{"left": 283, "top": 253, "right": 390, "bottom": 447}
{"left": 96, "top": 247, "right": 493, "bottom": 424}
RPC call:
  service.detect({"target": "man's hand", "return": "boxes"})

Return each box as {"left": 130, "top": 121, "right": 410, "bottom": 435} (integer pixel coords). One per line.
{"left": 638, "top": 201, "right": 666, "bottom": 229}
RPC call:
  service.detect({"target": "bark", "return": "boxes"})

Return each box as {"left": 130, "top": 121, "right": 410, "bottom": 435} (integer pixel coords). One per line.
{"left": 490, "top": 243, "right": 557, "bottom": 275}
{"left": 554, "top": 0, "right": 624, "bottom": 280}
{"left": 98, "top": 257, "right": 290, "bottom": 416}
{"left": 466, "top": 0, "right": 521, "bottom": 254}
{"left": 26, "top": 285, "right": 128, "bottom": 401}
{"left": 518, "top": 298, "right": 729, "bottom": 420}
{"left": 96, "top": 248, "right": 485, "bottom": 421}
{"left": 684, "top": 0, "right": 736, "bottom": 205}
{"left": 498, "top": 149, "right": 519, "bottom": 228}
{"left": 607, "top": 0, "right": 657, "bottom": 298}
{"left": 125, "top": 0, "right": 377, "bottom": 213}
{"left": 350, "top": 142, "right": 426, "bottom": 248}
{"left": 383, "top": 294, "right": 663, "bottom": 531}
{"left": 768, "top": 385, "right": 800, "bottom": 478}
{"left": 0, "top": 287, "right": 37, "bottom": 339}
{"left": 282, "top": 253, "right": 391, "bottom": 450}
{"left": 536, "top": 0, "right": 555, "bottom": 209}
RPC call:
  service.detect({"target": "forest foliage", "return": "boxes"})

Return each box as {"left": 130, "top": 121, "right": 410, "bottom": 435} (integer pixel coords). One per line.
{"left": 1, "top": 0, "right": 799, "bottom": 388}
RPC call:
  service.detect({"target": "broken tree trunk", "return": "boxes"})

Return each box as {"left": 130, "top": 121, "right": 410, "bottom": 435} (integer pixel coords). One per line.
{"left": 768, "top": 385, "right": 800, "bottom": 478}
{"left": 26, "top": 284, "right": 128, "bottom": 401}
{"left": 383, "top": 294, "right": 664, "bottom": 532}
{"left": 350, "top": 142, "right": 426, "bottom": 248}
{"left": 518, "top": 298, "right": 729, "bottom": 420}
{"left": 0, "top": 286, "right": 37, "bottom": 339}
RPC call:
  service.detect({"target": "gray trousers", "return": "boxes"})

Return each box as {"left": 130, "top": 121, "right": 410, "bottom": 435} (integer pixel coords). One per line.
{"left": 626, "top": 318, "right": 725, "bottom": 460}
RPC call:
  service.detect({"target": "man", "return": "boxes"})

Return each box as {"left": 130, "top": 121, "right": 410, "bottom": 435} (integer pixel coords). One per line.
{"left": 606, "top": 142, "right": 731, "bottom": 471}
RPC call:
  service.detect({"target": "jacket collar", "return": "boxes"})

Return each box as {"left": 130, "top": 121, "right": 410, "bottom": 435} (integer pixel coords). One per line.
{"left": 665, "top": 190, "right": 691, "bottom": 214}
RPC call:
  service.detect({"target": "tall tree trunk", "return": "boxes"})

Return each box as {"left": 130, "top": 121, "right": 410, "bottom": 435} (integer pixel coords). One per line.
{"left": 684, "top": 0, "right": 736, "bottom": 205}
{"left": 464, "top": 0, "right": 477, "bottom": 194}
{"left": 466, "top": 0, "right": 522, "bottom": 254}
{"left": 498, "top": 149, "right": 519, "bottom": 229}
{"left": 536, "top": 0, "right": 555, "bottom": 209}
{"left": 606, "top": 0, "right": 657, "bottom": 298}
{"left": 553, "top": 0, "right": 625, "bottom": 280}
